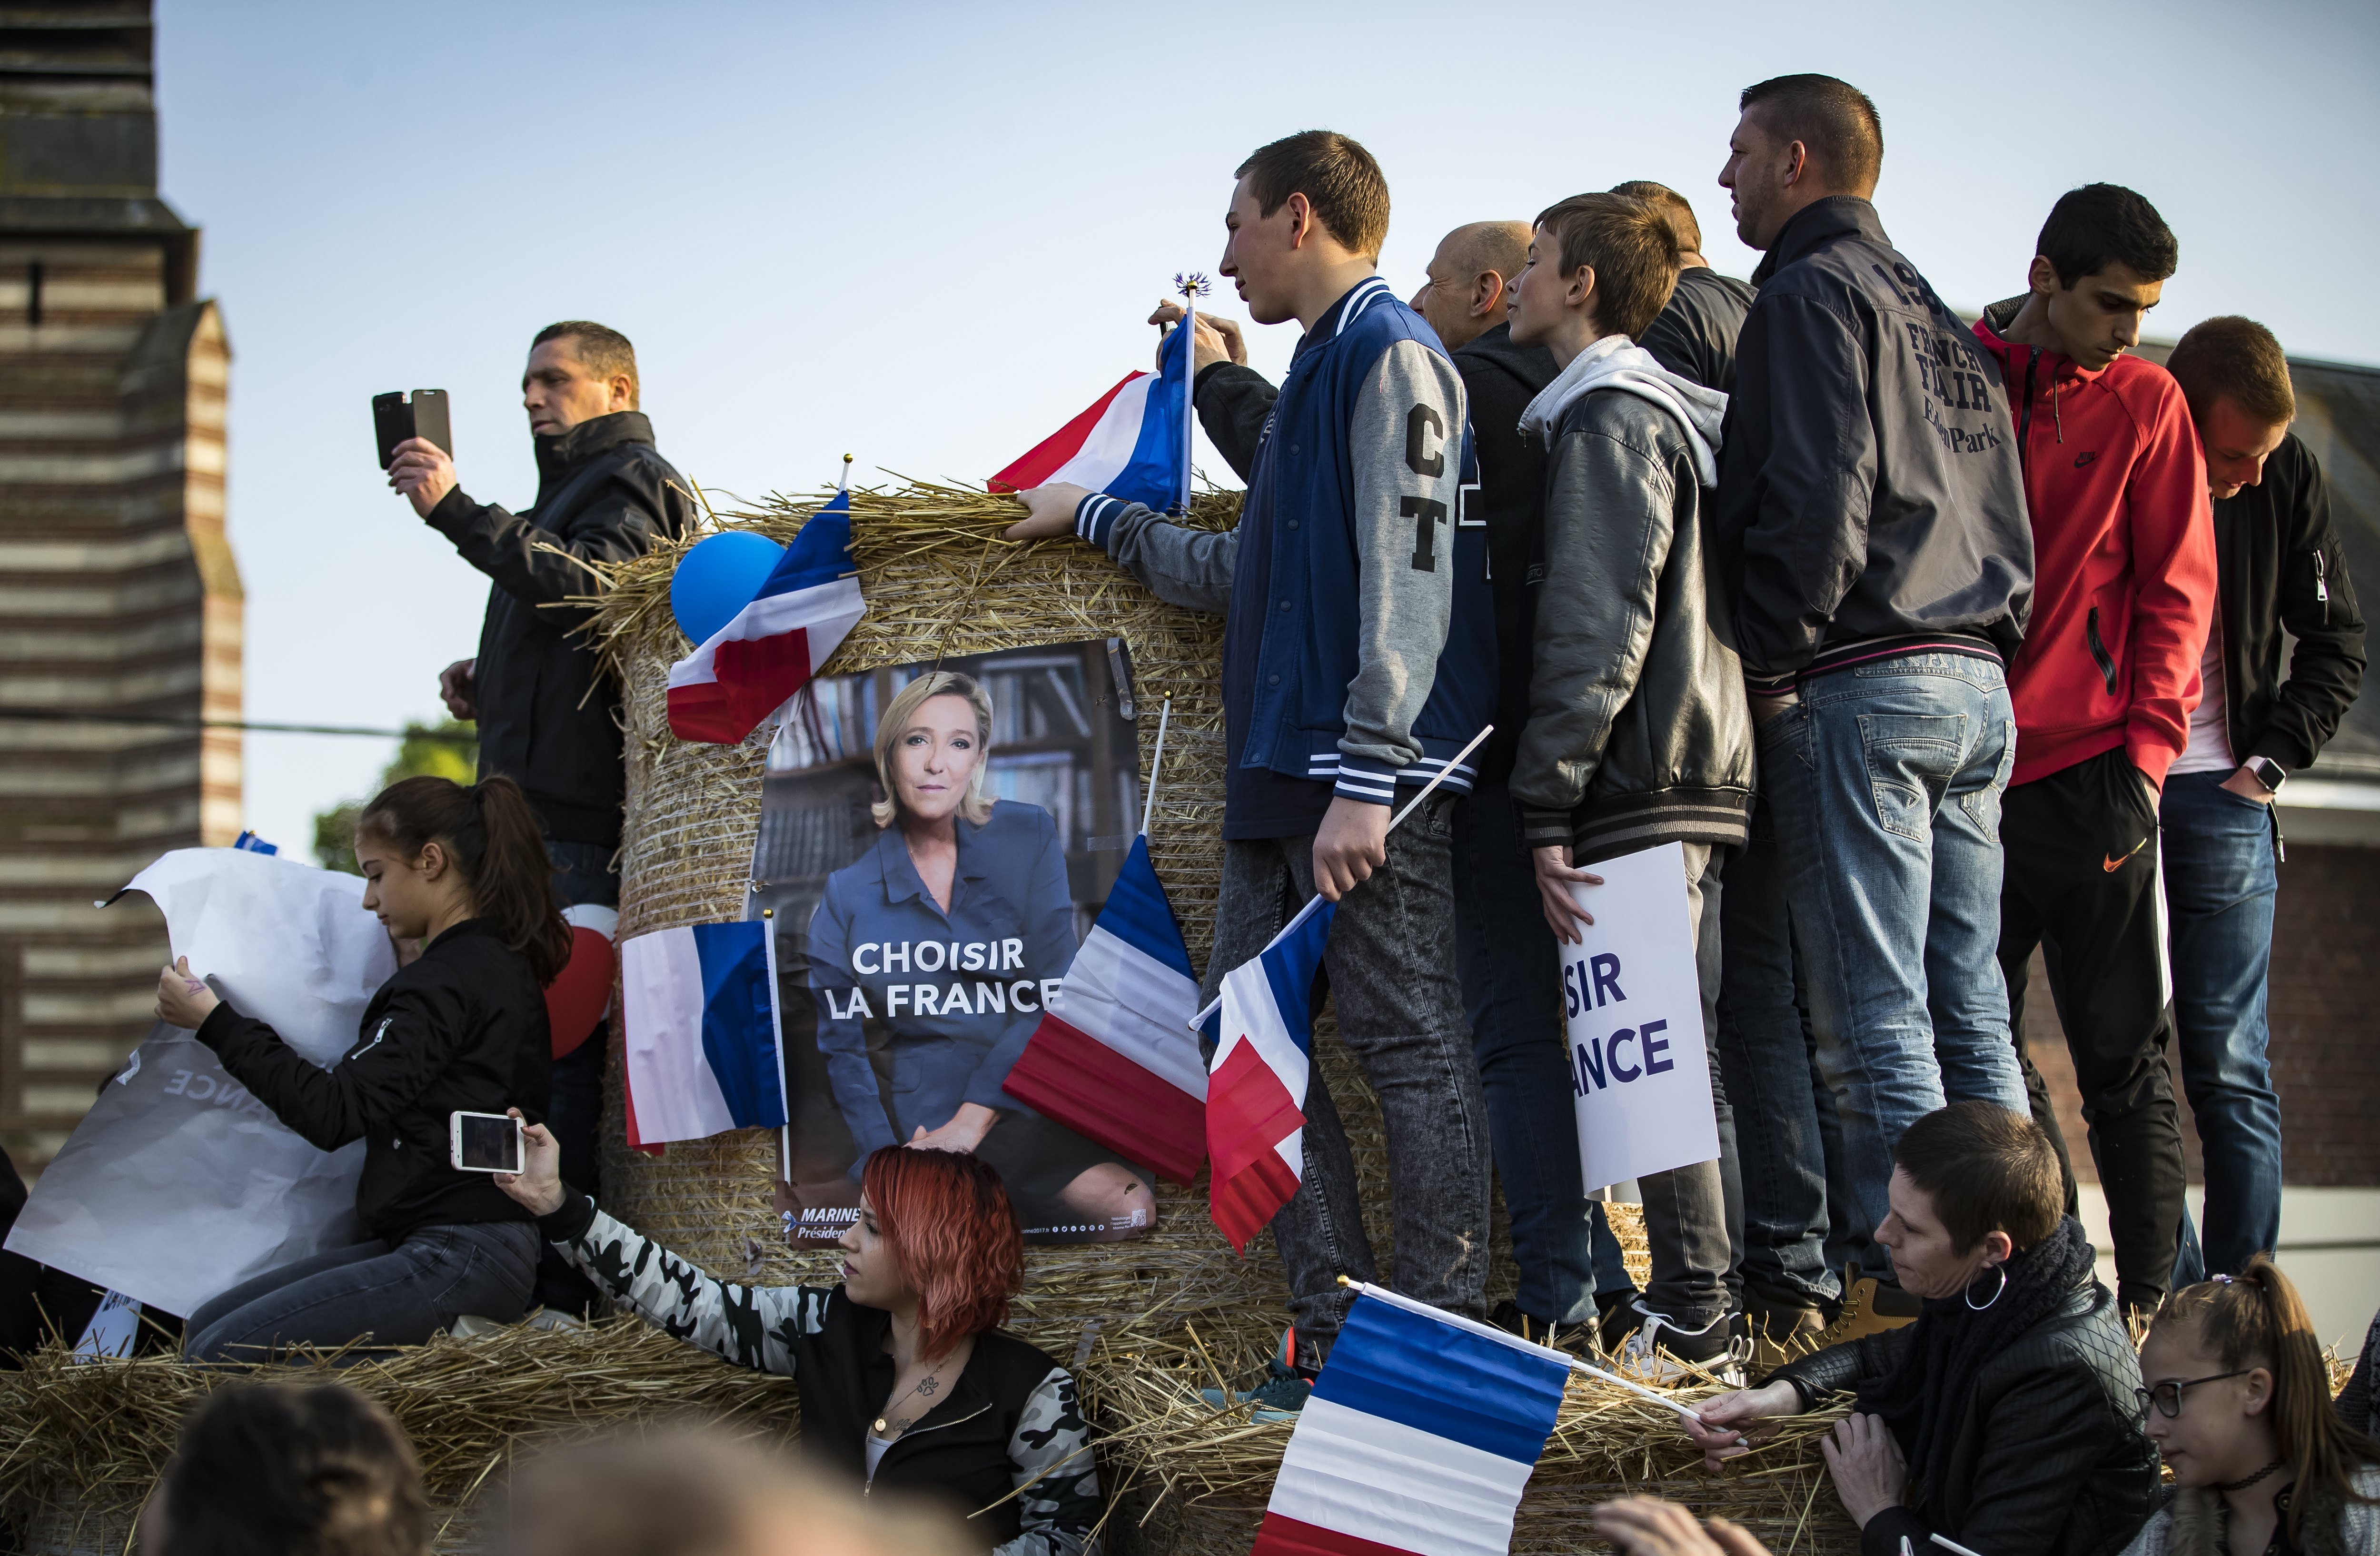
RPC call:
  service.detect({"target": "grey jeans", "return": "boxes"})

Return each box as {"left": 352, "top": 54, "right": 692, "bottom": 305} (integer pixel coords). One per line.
{"left": 184, "top": 1220, "right": 539, "bottom": 1362}
{"left": 1203, "top": 796, "right": 1492, "bottom": 1357}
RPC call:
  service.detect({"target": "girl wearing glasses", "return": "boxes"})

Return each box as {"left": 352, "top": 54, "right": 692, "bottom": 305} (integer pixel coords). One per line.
{"left": 2123, "top": 1258, "right": 2379, "bottom": 1556}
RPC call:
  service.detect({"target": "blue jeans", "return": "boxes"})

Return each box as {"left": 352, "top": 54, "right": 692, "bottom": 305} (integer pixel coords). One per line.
{"left": 1454, "top": 782, "right": 1636, "bottom": 1324}
{"left": 2160, "top": 771, "right": 2283, "bottom": 1278}
{"left": 1755, "top": 653, "right": 2028, "bottom": 1265}
{"left": 1716, "top": 797, "right": 1851, "bottom": 1308}
{"left": 184, "top": 1221, "right": 540, "bottom": 1361}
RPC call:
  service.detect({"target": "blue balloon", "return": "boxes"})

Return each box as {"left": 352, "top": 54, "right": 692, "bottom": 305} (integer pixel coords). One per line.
{"left": 670, "top": 531, "right": 786, "bottom": 644}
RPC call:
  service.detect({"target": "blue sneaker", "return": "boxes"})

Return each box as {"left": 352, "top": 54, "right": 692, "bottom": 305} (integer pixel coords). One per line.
{"left": 1199, "top": 1328, "right": 1316, "bottom": 1420}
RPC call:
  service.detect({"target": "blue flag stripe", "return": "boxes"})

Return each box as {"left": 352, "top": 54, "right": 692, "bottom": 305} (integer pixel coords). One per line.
{"left": 759, "top": 491, "right": 855, "bottom": 597}
{"left": 691, "top": 922, "right": 788, "bottom": 1130}
{"left": 1259, "top": 901, "right": 1332, "bottom": 1055}
{"left": 1104, "top": 323, "right": 1187, "bottom": 512}
{"left": 1095, "top": 838, "right": 1195, "bottom": 979}
{"left": 1309, "top": 1293, "right": 1570, "bottom": 1463}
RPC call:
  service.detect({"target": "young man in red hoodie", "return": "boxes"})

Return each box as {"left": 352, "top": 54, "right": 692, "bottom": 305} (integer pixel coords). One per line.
{"left": 1973, "top": 184, "right": 2215, "bottom": 1318}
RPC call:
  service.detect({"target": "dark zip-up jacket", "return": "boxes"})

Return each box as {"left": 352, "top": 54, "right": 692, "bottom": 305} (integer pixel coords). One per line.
{"left": 1772, "top": 1274, "right": 2158, "bottom": 1556}
{"left": 196, "top": 919, "right": 551, "bottom": 1242}
{"left": 1711, "top": 197, "right": 2034, "bottom": 694}
{"left": 542, "top": 1193, "right": 1099, "bottom": 1556}
{"left": 1190, "top": 326, "right": 1557, "bottom": 784}
{"left": 2207, "top": 433, "right": 2366, "bottom": 770}
{"left": 426, "top": 412, "right": 695, "bottom": 847}
{"left": 1513, "top": 388, "right": 1752, "bottom": 861}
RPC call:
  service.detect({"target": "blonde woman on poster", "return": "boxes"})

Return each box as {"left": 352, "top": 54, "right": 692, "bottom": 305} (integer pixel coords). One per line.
{"left": 807, "top": 672, "right": 1155, "bottom": 1238}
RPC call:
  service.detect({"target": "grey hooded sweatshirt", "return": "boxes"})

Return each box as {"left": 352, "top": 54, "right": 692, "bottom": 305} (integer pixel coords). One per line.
{"left": 1509, "top": 337, "right": 1754, "bottom": 862}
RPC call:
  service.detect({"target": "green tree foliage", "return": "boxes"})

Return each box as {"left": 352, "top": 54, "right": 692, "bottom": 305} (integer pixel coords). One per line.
{"left": 312, "top": 721, "right": 480, "bottom": 873}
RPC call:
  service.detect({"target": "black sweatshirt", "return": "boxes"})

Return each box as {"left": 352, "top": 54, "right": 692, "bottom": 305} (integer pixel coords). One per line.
{"left": 197, "top": 919, "right": 551, "bottom": 1242}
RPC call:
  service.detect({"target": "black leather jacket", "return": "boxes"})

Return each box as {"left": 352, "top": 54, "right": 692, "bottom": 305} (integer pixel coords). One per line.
{"left": 1771, "top": 1277, "right": 2159, "bottom": 1556}
{"left": 426, "top": 412, "right": 694, "bottom": 846}
{"left": 1511, "top": 388, "right": 1752, "bottom": 862}
{"left": 2209, "top": 433, "right": 2365, "bottom": 770}
{"left": 1712, "top": 197, "right": 2034, "bottom": 694}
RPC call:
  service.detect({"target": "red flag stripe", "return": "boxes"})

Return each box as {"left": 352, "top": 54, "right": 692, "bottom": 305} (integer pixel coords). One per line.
{"left": 1000, "top": 1013, "right": 1207, "bottom": 1186}
{"left": 1206, "top": 1040, "right": 1306, "bottom": 1182}
{"left": 987, "top": 372, "right": 1144, "bottom": 494}
{"left": 666, "top": 625, "right": 815, "bottom": 744}
{"left": 1210, "top": 1146, "right": 1300, "bottom": 1250}
{"left": 1250, "top": 1514, "right": 1418, "bottom": 1556}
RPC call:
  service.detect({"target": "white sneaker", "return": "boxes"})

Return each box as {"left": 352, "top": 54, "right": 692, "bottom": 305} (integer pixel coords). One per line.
{"left": 1617, "top": 1302, "right": 1745, "bottom": 1388}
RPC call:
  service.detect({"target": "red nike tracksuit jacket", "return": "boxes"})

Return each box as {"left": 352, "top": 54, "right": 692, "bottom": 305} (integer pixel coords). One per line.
{"left": 1973, "top": 316, "right": 2217, "bottom": 787}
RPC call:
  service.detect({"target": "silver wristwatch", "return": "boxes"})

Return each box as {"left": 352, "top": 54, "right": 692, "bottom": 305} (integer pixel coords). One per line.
{"left": 2242, "top": 755, "right": 2287, "bottom": 795}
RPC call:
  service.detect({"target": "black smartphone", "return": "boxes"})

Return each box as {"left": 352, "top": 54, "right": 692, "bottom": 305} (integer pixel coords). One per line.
{"left": 373, "top": 388, "right": 452, "bottom": 470}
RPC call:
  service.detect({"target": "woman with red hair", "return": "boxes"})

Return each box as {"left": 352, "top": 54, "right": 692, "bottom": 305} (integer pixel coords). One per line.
{"left": 496, "top": 1126, "right": 1098, "bottom": 1556}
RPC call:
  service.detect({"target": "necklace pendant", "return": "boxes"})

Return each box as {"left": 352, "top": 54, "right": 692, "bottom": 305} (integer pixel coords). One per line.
{"left": 873, "top": 1417, "right": 887, "bottom": 1433}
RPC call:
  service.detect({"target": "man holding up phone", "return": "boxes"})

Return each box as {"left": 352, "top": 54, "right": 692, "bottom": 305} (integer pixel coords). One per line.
{"left": 386, "top": 320, "right": 693, "bottom": 1310}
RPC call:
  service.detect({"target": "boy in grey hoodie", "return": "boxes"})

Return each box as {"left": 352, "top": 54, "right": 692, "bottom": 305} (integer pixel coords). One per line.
{"left": 1507, "top": 192, "right": 1753, "bottom": 1380}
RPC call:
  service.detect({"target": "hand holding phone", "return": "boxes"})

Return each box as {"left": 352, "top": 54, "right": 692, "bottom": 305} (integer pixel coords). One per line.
{"left": 373, "top": 389, "right": 451, "bottom": 470}
{"left": 449, "top": 1110, "right": 524, "bottom": 1174}
{"left": 490, "top": 1107, "right": 567, "bottom": 1216}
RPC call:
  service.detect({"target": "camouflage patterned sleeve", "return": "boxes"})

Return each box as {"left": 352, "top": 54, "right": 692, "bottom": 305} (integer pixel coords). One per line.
{"left": 552, "top": 1197, "right": 831, "bottom": 1375}
{"left": 995, "top": 1367, "right": 1102, "bottom": 1556}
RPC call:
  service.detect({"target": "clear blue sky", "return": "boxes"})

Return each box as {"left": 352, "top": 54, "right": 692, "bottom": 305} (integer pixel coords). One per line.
{"left": 154, "top": 0, "right": 2380, "bottom": 852}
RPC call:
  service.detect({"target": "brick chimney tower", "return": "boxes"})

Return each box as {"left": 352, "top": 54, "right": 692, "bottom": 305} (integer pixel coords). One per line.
{"left": 0, "top": 3, "right": 238, "bottom": 1169}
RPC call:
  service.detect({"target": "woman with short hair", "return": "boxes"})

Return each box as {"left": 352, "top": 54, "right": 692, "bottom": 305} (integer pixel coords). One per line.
{"left": 1684, "top": 1101, "right": 2159, "bottom": 1556}
{"left": 496, "top": 1125, "right": 1100, "bottom": 1556}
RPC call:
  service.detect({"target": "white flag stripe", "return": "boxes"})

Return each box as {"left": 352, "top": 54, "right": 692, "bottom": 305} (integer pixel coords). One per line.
{"left": 620, "top": 928, "right": 738, "bottom": 1143}
{"left": 666, "top": 575, "right": 866, "bottom": 689}
{"left": 1060, "top": 928, "right": 1207, "bottom": 1097}
{"left": 1269, "top": 1398, "right": 1529, "bottom": 1556}
{"left": 1216, "top": 957, "right": 1309, "bottom": 1100}
{"left": 1042, "top": 374, "right": 1152, "bottom": 493}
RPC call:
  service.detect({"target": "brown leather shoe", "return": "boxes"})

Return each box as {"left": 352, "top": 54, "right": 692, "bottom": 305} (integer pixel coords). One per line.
{"left": 1809, "top": 1269, "right": 1923, "bottom": 1351}
{"left": 1746, "top": 1303, "right": 1829, "bottom": 1372}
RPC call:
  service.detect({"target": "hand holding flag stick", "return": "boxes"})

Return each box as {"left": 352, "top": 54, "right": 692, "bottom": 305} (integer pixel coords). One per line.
{"left": 1172, "top": 273, "right": 1208, "bottom": 516}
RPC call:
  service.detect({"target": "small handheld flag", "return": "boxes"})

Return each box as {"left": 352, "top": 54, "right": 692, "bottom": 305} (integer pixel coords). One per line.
{"left": 990, "top": 308, "right": 1191, "bottom": 514}
{"left": 666, "top": 485, "right": 865, "bottom": 745}
{"left": 1002, "top": 701, "right": 1207, "bottom": 1182}
{"left": 1250, "top": 1285, "right": 1572, "bottom": 1556}
{"left": 620, "top": 921, "right": 790, "bottom": 1146}
{"left": 1203, "top": 892, "right": 1332, "bottom": 1250}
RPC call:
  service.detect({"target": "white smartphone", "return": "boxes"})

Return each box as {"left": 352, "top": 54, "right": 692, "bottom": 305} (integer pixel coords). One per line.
{"left": 449, "top": 1110, "right": 524, "bottom": 1174}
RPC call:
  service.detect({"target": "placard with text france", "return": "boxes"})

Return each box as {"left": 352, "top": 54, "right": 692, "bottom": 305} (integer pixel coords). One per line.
{"left": 1559, "top": 841, "right": 1721, "bottom": 1189}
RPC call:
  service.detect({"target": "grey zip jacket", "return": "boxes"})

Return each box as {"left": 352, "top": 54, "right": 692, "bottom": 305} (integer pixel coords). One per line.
{"left": 1509, "top": 337, "right": 1753, "bottom": 862}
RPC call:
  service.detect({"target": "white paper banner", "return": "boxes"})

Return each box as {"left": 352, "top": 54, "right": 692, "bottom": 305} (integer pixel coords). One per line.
{"left": 1560, "top": 841, "right": 1721, "bottom": 1189}
{"left": 106, "top": 846, "right": 397, "bottom": 1068}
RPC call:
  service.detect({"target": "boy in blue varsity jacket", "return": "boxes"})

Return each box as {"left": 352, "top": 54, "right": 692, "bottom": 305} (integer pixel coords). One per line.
{"left": 1009, "top": 131, "right": 1495, "bottom": 1410}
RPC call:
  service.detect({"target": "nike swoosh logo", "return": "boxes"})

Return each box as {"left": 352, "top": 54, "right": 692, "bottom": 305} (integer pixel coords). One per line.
{"left": 2103, "top": 838, "right": 2148, "bottom": 872}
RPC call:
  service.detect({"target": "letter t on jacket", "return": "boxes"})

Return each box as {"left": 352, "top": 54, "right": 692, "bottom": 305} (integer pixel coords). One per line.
{"left": 1974, "top": 303, "right": 2217, "bottom": 785}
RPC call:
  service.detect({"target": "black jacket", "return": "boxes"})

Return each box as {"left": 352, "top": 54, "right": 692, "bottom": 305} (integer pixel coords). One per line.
{"left": 1712, "top": 197, "right": 2034, "bottom": 694}
{"left": 1192, "top": 331, "right": 1559, "bottom": 783}
{"left": 1639, "top": 266, "right": 1755, "bottom": 395}
{"left": 197, "top": 919, "right": 551, "bottom": 1243}
{"left": 426, "top": 412, "right": 694, "bottom": 847}
{"left": 1771, "top": 1276, "right": 2158, "bottom": 1556}
{"left": 2209, "top": 433, "right": 2366, "bottom": 770}
{"left": 542, "top": 1194, "right": 1100, "bottom": 1556}
{"left": 1512, "top": 388, "right": 1752, "bottom": 861}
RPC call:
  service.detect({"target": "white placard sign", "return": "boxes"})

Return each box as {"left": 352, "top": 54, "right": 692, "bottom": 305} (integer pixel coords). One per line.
{"left": 1560, "top": 841, "right": 1720, "bottom": 1189}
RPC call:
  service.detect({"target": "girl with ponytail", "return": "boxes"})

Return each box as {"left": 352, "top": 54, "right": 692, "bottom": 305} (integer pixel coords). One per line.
{"left": 155, "top": 774, "right": 564, "bottom": 1360}
{"left": 2123, "top": 1255, "right": 2380, "bottom": 1556}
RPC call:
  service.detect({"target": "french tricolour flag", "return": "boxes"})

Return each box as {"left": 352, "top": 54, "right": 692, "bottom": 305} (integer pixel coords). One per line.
{"left": 1252, "top": 1286, "right": 1572, "bottom": 1556}
{"left": 1203, "top": 894, "right": 1333, "bottom": 1250}
{"left": 989, "top": 316, "right": 1189, "bottom": 513}
{"left": 1001, "top": 836, "right": 1205, "bottom": 1185}
{"left": 667, "top": 493, "right": 866, "bottom": 745}
{"left": 620, "top": 921, "right": 790, "bottom": 1147}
